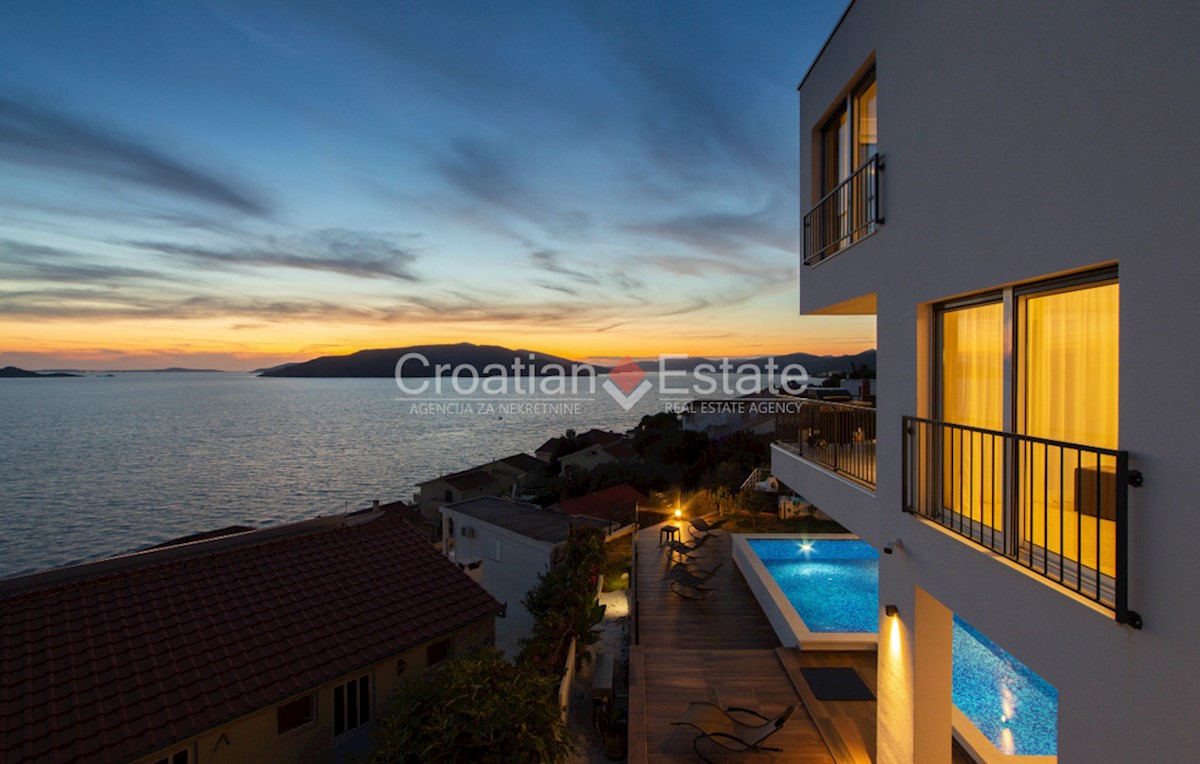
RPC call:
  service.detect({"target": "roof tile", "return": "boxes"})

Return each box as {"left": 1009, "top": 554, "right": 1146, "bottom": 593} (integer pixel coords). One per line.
{"left": 0, "top": 513, "right": 500, "bottom": 763}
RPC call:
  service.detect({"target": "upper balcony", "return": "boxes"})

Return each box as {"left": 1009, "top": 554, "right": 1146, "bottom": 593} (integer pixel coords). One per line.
{"left": 804, "top": 154, "right": 883, "bottom": 267}
{"left": 775, "top": 399, "right": 876, "bottom": 489}
{"left": 902, "top": 415, "right": 1141, "bottom": 628}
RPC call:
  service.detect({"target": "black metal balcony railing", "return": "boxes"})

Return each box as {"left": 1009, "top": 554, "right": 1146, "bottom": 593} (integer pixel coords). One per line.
{"left": 804, "top": 153, "right": 882, "bottom": 266}
{"left": 775, "top": 400, "right": 876, "bottom": 488}
{"left": 902, "top": 416, "right": 1141, "bottom": 628}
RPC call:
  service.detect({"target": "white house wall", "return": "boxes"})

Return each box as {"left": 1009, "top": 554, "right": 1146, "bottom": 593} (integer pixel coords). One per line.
{"left": 788, "top": 2, "right": 1200, "bottom": 762}
{"left": 440, "top": 508, "right": 560, "bottom": 658}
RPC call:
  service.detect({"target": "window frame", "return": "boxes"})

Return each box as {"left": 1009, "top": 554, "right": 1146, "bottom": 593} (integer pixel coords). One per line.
{"left": 932, "top": 267, "right": 1119, "bottom": 433}
{"left": 276, "top": 692, "right": 317, "bottom": 736}
{"left": 332, "top": 674, "right": 372, "bottom": 738}
{"left": 818, "top": 65, "right": 877, "bottom": 196}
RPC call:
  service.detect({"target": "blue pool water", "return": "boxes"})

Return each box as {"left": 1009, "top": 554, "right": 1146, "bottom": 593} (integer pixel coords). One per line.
{"left": 747, "top": 539, "right": 879, "bottom": 632}
{"left": 953, "top": 616, "right": 1058, "bottom": 756}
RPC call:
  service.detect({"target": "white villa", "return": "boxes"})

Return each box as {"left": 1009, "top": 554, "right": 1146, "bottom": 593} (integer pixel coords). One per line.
{"left": 771, "top": 1, "right": 1200, "bottom": 762}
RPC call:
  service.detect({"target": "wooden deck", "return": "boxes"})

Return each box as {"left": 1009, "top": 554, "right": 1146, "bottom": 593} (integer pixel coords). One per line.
{"left": 628, "top": 522, "right": 837, "bottom": 764}
{"left": 776, "top": 649, "right": 877, "bottom": 764}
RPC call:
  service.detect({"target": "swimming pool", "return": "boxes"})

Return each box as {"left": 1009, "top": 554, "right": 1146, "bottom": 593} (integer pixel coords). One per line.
{"left": 732, "top": 534, "right": 878, "bottom": 649}
{"left": 953, "top": 616, "right": 1058, "bottom": 757}
{"left": 747, "top": 538, "right": 879, "bottom": 632}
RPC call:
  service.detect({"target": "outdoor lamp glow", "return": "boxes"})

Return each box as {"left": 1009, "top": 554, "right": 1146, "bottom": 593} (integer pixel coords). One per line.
{"left": 673, "top": 508, "right": 682, "bottom": 519}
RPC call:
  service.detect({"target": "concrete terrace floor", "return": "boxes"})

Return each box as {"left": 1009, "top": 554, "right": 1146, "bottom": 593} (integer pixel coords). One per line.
{"left": 628, "top": 521, "right": 836, "bottom": 764}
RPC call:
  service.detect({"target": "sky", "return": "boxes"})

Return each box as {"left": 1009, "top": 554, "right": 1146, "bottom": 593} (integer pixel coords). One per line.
{"left": 0, "top": 0, "right": 873, "bottom": 371}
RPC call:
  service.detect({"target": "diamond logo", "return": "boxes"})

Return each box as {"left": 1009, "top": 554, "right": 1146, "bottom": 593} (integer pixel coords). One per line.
{"left": 603, "top": 356, "right": 652, "bottom": 411}
{"left": 608, "top": 357, "right": 646, "bottom": 394}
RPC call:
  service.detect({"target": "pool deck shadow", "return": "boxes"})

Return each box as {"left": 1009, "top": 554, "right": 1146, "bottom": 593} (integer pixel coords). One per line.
{"left": 629, "top": 519, "right": 852, "bottom": 764}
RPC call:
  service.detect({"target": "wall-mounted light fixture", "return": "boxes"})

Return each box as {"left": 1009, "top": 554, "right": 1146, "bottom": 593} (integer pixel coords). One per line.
{"left": 674, "top": 508, "right": 682, "bottom": 519}
{"left": 885, "top": 604, "right": 899, "bottom": 617}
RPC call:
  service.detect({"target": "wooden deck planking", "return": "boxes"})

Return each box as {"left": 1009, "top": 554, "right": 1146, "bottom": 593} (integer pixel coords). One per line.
{"left": 635, "top": 646, "right": 835, "bottom": 764}
{"left": 634, "top": 523, "right": 779, "bottom": 651}
{"left": 776, "top": 648, "right": 878, "bottom": 764}
{"left": 630, "top": 522, "right": 836, "bottom": 763}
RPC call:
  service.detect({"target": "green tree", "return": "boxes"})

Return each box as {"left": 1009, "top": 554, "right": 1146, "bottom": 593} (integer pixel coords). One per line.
{"left": 369, "top": 648, "right": 576, "bottom": 764}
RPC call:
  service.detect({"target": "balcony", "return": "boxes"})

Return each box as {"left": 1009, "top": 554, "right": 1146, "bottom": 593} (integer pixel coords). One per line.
{"left": 902, "top": 416, "right": 1141, "bottom": 628}
{"left": 803, "top": 153, "right": 882, "bottom": 266}
{"left": 775, "top": 400, "right": 876, "bottom": 489}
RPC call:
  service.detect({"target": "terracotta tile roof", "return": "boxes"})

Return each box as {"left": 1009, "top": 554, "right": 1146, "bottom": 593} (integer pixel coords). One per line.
{"left": 603, "top": 443, "right": 639, "bottom": 461}
{"left": 444, "top": 469, "right": 499, "bottom": 491}
{"left": 0, "top": 512, "right": 501, "bottom": 764}
{"left": 495, "top": 453, "right": 543, "bottom": 473}
{"left": 557, "top": 484, "right": 646, "bottom": 523}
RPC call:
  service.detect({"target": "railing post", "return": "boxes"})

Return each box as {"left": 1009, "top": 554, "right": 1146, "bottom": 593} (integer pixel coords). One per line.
{"left": 1114, "top": 452, "right": 1142, "bottom": 629}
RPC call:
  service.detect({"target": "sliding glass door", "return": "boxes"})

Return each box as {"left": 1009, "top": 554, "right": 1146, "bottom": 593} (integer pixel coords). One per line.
{"left": 939, "top": 301, "right": 1005, "bottom": 535}
{"left": 1019, "top": 280, "right": 1119, "bottom": 580}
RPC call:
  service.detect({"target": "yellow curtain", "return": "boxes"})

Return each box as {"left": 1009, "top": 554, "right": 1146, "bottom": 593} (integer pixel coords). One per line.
{"left": 941, "top": 304, "right": 1004, "bottom": 527}
{"left": 1022, "top": 283, "right": 1119, "bottom": 580}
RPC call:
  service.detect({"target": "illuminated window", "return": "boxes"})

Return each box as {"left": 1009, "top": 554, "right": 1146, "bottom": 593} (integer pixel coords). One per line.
{"left": 808, "top": 66, "right": 879, "bottom": 263}
{"left": 820, "top": 67, "right": 876, "bottom": 195}
{"left": 934, "top": 270, "right": 1119, "bottom": 578}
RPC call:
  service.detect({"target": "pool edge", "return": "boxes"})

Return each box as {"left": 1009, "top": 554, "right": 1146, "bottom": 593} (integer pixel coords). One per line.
{"left": 732, "top": 533, "right": 879, "bottom": 651}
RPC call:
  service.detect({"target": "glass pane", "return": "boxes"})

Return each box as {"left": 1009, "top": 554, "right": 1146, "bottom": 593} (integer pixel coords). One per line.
{"left": 942, "top": 303, "right": 1004, "bottom": 430}
{"left": 333, "top": 685, "right": 344, "bottom": 737}
{"left": 1023, "top": 282, "right": 1119, "bottom": 448}
{"left": 941, "top": 303, "right": 1005, "bottom": 531}
{"left": 822, "top": 109, "right": 848, "bottom": 193}
{"left": 347, "top": 680, "right": 358, "bottom": 731}
{"left": 1021, "top": 282, "right": 1119, "bottom": 585}
{"left": 856, "top": 79, "right": 877, "bottom": 164}
{"left": 360, "top": 675, "right": 370, "bottom": 724}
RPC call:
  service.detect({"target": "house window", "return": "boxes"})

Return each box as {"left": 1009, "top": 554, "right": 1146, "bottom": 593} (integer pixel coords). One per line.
{"left": 427, "top": 638, "right": 453, "bottom": 666}
{"left": 277, "top": 693, "right": 315, "bottom": 735}
{"left": 151, "top": 748, "right": 190, "bottom": 764}
{"left": 488, "top": 539, "right": 501, "bottom": 562}
{"left": 934, "top": 269, "right": 1119, "bottom": 574}
{"left": 820, "top": 67, "right": 876, "bottom": 196}
{"left": 443, "top": 489, "right": 453, "bottom": 502}
{"left": 808, "top": 66, "right": 879, "bottom": 263}
{"left": 333, "top": 675, "right": 371, "bottom": 737}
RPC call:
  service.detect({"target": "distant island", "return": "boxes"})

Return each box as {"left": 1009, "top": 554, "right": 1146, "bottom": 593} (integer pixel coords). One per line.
{"left": 0, "top": 366, "right": 80, "bottom": 378}
{"left": 259, "top": 343, "right": 876, "bottom": 378}
{"left": 260, "top": 343, "right": 594, "bottom": 377}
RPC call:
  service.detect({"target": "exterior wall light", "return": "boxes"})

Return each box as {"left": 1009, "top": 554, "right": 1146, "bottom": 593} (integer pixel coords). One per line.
{"left": 885, "top": 604, "right": 899, "bottom": 617}
{"left": 674, "top": 508, "right": 682, "bottom": 519}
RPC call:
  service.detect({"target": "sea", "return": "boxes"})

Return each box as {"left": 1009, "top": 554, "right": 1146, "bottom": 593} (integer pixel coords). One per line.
{"left": 0, "top": 371, "right": 689, "bottom": 579}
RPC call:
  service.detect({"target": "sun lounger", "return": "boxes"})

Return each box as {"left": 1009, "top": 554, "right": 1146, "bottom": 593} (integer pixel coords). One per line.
{"left": 661, "top": 561, "right": 721, "bottom": 584}
{"left": 664, "top": 537, "right": 708, "bottom": 562}
{"left": 671, "top": 702, "right": 796, "bottom": 763}
{"left": 689, "top": 517, "right": 728, "bottom": 537}
{"left": 669, "top": 579, "right": 716, "bottom": 599}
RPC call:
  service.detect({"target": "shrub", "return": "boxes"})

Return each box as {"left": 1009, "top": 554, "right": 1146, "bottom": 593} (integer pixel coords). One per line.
{"left": 369, "top": 648, "right": 575, "bottom": 764}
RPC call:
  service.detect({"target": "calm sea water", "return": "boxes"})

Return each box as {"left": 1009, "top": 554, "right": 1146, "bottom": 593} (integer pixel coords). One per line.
{"left": 0, "top": 372, "right": 671, "bottom": 578}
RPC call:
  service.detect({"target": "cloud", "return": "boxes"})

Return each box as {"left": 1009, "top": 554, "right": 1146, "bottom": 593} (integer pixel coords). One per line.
{"left": 0, "top": 94, "right": 269, "bottom": 216}
{"left": 128, "top": 229, "right": 420, "bottom": 282}
{"left": 529, "top": 249, "right": 599, "bottom": 285}
{"left": 0, "top": 239, "right": 163, "bottom": 284}
{"left": 625, "top": 202, "right": 796, "bottom": 257}
{"left": 435, "top": 137, "right": 523, "bottom": 209}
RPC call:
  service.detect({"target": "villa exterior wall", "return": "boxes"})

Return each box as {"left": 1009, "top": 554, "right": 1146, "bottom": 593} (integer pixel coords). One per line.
{"left": 785, "top": 2, "right": 1200, "bottom": 762}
